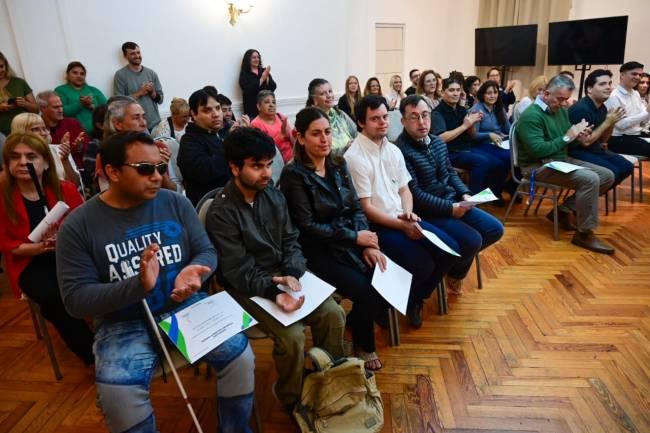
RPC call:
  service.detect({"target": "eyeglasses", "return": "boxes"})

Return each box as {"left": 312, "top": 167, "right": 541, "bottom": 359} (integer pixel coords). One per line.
{"left": 124, "top": 162, "right": 168, "bottom": 176}
{"left": 405, "top": 112, "right": 431, "bottom": 122}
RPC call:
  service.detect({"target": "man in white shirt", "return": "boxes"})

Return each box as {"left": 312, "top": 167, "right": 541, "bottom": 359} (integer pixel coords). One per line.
{"left": 344, "top": 95, "right": 458, "bottom": 328}
{"left": 604, "top": 61, "right": 650, "bottom": 157}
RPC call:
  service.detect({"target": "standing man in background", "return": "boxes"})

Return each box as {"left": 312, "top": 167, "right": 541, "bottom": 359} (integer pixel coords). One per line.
{"left": 113, "top": 42, "right": 164, "bottom": 131}
{"left": 405, "top": 69, "right": 420, "bottom": 96}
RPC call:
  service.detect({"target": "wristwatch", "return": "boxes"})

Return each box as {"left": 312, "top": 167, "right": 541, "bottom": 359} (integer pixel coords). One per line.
{"left": 562, "top": 135, "right": 571, "bottom": 143}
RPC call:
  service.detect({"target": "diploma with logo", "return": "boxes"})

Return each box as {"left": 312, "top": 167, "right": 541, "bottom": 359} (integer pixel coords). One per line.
{"left": 159, "top": 291, "right": 257, "bottom": 363}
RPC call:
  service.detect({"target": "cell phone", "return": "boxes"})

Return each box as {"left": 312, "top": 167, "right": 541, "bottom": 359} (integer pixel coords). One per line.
{"left": 7, "top": 97, "right": 16, "bottom": 104}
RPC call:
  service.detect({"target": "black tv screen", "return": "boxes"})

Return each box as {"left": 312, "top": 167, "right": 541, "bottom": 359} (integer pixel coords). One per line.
{"left": 475, "top": 24, "right": 538, "bottom": 66}
{"left": 548, "top": 16, "right": 628, "bottom": 65}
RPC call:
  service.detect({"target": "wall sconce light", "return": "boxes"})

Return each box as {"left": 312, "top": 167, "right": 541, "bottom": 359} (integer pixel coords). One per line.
{"left": 225, "top": 1, "right": 255, "bottom": 26}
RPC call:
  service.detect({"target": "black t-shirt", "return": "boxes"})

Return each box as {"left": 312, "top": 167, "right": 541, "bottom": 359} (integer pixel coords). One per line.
{"left": 19, "top": 196, "right": 54, "bottom": 283}
{"left": 568, "top": 97, "right": 607, "bottom": 152}
{"left": 432, "top": 101, "right": 472, "bottom": 152}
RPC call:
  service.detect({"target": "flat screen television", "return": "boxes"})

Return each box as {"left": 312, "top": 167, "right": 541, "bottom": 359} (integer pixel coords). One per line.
{"left": 548, "top": 16, "right": 628, "bottom": 65}
{"left": 475, "top": 24, "right": 538, "bottom": 66}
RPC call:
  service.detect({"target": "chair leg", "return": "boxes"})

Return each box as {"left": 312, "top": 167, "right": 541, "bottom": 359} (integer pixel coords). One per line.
{"left": 562, "top": 189, "right": 572, "bottom": 201}
{"left": 613, "top": 187, "right": 617, "bottom": 212}
{"left": 533, "top": 188, "right": 548, "bottom": 215}
{"left": 631, "top": 166, "right": 636, "bottom": 203}
{"left": 523, "top": 197, "right": 534, "bottom": 216}
{"left": 502, "top": 184, "right": 521, "bottom": 223}
{"left": 523, "top": 186, "right": 538, "bottom": 216}
{"left": 390, "top": 308, "right": 400, "bottom": 346}
{"left": 475, "top": 254, "right": 483, "bottom": 290}
{"left": 639, "top": 161, "right": 644, "bottom": 202}
{"left": 442, "top": 281, "right": 449, "bottom": 314}
{"left": 605, "top": 191, "right": 609, "bottom": 216}
{"left": 387, "top": 308, "right": 397, "bottom": 346}
{"left": 437, "top": 281, "right": 448, "bottom": 315}
{"left": 27, "top": 300, "right": 42, "bottom": 340}
{"left": 553, "top": 190, "right": 560, "bottom": 241}
{"left": 35, "top": 304, "right": 63, "bottom": 381}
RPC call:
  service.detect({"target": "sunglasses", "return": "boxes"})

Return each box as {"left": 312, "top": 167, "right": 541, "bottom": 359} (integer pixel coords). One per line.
{"left": 124, "top": 162, "right": 168, "bottom": 176}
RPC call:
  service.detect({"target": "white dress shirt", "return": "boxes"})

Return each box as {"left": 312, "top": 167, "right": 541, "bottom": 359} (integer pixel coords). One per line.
{"left": 344, "top": 133, "right": 411, "bottom": 218}
{"left": 605, "top": 85, "right": 650, "bottom": 136}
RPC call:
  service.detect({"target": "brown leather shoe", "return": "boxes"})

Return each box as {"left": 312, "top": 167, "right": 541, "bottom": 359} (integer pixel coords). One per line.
{"left": 546, "top": 208, "right": 577, "bottom": 231}
{"left": 571, "top": 231, "right": 615, "bottom": 255}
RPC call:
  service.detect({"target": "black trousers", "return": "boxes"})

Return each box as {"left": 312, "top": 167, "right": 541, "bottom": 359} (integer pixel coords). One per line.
{"left": 305, "top": 249, "right": 387, "bottom": 353}
{"left": 19, "top": 254, "right": 94, "bottom": 365}
{"left": 608, "top": 135, "right": 650, "bottom": 158}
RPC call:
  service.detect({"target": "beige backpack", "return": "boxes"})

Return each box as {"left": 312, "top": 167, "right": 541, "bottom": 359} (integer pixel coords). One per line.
{"left": 293, "top": 347, "right": 384, "bottom": 433}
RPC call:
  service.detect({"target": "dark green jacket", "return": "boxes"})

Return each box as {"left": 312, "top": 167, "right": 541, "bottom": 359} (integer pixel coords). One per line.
{"left": 206, "top": 180, "right": 306, "bottom": 300}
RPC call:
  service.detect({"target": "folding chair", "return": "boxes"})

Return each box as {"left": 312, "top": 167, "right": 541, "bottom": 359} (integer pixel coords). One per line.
{"left": 620, "top": 154, "right": 647, "bottom": 203}
{"left": 502, "top": 122, "right": 564, "bottom": 240}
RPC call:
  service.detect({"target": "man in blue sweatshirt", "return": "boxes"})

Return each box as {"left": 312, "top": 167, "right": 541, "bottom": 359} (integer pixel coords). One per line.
{"left": 56, "top": 131, "right": 255, "bottom": 433}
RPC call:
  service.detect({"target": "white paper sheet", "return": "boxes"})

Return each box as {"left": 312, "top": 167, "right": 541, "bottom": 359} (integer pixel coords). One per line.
{"left": 421, "top": 229, "right": 461, "bottom": 257}
{"left": 544, "top": 161, "right": 584, "bottom": 173}
{"left": 371, "top": 256, "right": 412, "bottom": 315}
{"left": 496, "top": 139, "right": 510, "bottom": 150}
{"left": 251, "top": 272, "right": 336, "bottom": 327}
{"left": 458, "top": 188, "right": 499, "bottom": 207}
{"left": 620, "top": 154, "right": 639, "bottom": 164}
{"left": 28, "top": 201, "right": 69, "bottom": 242}
{"left": 158, "top": 291, "right": 258, "bottom": 363}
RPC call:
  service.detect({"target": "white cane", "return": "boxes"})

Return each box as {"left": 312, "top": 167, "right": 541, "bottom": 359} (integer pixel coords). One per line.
{"left": 141, "top": 299, "right": 205, "bottom": 433}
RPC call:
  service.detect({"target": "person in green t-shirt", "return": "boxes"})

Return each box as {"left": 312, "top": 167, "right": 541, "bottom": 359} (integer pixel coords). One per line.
{"left": 0, "top": 52, "right": 39, "bottom": 136}
{"left": 516, "top": 74, "right": 615, "bottom": 255}
{"left": 55, "top": 61, "right": 107, "bottom": 135}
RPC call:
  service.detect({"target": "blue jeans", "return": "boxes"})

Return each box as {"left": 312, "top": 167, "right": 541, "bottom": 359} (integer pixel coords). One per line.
{"left": 449, "top": 149, "right": 505, "bottom": 195}
{"left": 94, "top": 292, "right": 255, "bottom": 433}
{"left": 374, "top": 220, "right": 459, "bottom": 305}
{"left": 471, "top": 143, "right": 511, "bottom": 197}
{"left": 569, "top": 148, "right": 634, "bottom": 187}
{"left": 424, "top": 207, "right": 504, "bottom": 279}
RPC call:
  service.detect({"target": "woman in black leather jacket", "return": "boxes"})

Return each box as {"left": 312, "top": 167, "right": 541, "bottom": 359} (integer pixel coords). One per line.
{"left": 280, "top": 107, "right": 388, "bottom": 370}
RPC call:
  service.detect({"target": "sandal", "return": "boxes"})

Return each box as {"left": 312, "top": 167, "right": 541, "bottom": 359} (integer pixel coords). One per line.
{"left": 356, "top": 350, "right": 383, "bottom": 371}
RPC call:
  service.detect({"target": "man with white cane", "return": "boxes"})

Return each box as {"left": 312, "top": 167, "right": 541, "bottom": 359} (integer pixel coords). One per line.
{"left": 56, "top": 131, "right": 255, "bottom": 433}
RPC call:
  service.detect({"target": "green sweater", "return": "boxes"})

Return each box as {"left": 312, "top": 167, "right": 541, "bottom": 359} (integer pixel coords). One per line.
{"left": 54, "top": 83, "right": 107, "bottom": 134}
{"left": 516, "top": 103, "right": 571, "bottom": 165}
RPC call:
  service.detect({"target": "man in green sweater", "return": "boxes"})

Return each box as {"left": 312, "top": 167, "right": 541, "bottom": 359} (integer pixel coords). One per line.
{"left": 516, "top": 75, "right": 615, "bottom": 254}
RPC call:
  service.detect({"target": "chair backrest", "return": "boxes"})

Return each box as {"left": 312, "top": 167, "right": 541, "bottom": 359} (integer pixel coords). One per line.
{"left": 508, "top": 121, "right": 522, "bottom": 183}
{"left": 155, "top": 135, "right": 184, "bottom": 193}
{"left": 195, "top": 187, "right": 223, "bottom": 224}
{"left": 387, "top": 109, "right": 403, "bottom": 143}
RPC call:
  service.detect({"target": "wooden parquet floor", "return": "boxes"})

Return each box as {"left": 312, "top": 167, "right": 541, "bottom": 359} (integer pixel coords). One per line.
{"left": 0, "top": 177, "right": 648, "bottom": 433}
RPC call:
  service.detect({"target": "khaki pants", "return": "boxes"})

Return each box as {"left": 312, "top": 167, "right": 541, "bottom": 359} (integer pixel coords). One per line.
{"left": 522, "top": 157, "right": 614, "bottom": 232}
{"left": 232, "top": 292, "right": 345, "bottom": 407}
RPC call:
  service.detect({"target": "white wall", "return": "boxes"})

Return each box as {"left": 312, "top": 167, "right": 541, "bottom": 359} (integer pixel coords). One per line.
{"left": 367, "top": 0, "right": 480, "bottom": 88}
{"left": 1, "top": 0, "right": 351, "bottom": 118}
{"left": 0, "top": 0, "right": 481, "bottom": 119}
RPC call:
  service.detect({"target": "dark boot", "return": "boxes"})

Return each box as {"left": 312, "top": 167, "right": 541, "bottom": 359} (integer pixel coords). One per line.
{"left": 571, "top": 231, "right": 615, "bottom": 255}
